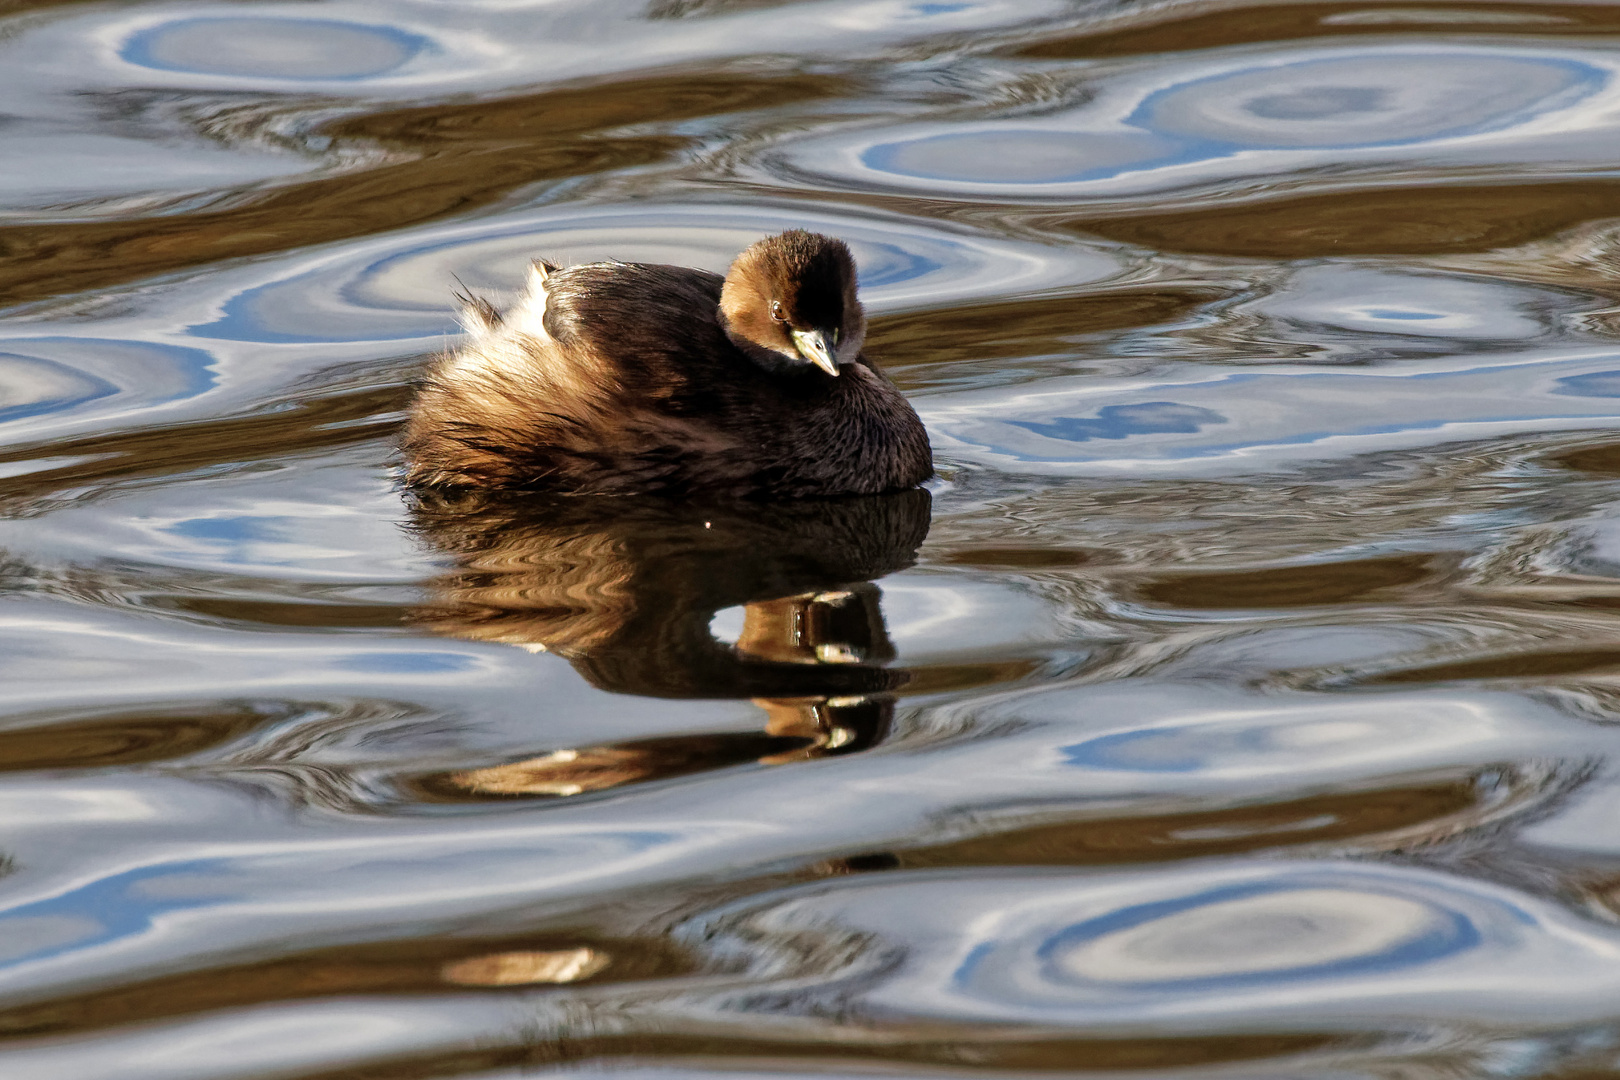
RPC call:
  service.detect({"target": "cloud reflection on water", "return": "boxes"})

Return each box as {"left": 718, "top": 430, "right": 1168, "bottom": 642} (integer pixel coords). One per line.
{"left": 5, "top": 0, "right": 1620, "bottom": 1074}
{"left": 783, "top": 43, "right": 1616, "bottom": 201}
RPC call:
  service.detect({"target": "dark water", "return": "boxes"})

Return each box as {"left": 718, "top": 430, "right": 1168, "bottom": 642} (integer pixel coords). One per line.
{"left": 7, "top": 0, "right": 1620, "bottom": 1076}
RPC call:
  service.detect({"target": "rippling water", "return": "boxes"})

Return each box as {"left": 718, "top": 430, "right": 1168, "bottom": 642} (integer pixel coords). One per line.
{"left": 9, "top": 0, "right": 1620, "bottom": 1076}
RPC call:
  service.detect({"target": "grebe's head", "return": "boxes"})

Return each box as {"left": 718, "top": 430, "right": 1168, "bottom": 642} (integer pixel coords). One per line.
{"left": 719, "top": 230, "right": 865, "bottom": 377}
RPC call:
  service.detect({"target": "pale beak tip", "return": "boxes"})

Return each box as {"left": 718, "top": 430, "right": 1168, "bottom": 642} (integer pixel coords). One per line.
{"left": 791, "top": 328, "right": 841, "bottom": 377}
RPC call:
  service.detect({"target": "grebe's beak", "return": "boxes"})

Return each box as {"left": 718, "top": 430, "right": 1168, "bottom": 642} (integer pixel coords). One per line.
{"left": 790, "top": 329, "right": 840, "bottom": 377}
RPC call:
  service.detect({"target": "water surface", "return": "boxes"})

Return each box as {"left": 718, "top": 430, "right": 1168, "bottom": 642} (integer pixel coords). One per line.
{"left": 5, "top": 0, "right": 1620, "bottom": 1076}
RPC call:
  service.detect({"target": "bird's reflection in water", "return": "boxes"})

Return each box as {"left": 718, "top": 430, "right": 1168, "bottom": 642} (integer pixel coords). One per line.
{"left": 406, "top": 488, "right": 930, "bottom": 800}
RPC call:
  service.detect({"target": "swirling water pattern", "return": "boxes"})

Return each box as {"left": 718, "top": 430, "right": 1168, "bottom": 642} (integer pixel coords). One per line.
{"left": 7, "top": 0, "right": 1620, "bottom": 1077}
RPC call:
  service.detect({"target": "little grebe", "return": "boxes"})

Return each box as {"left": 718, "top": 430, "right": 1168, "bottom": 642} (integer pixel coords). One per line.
{"left": 401, "top": 230, "right": 933, "bottom": 497}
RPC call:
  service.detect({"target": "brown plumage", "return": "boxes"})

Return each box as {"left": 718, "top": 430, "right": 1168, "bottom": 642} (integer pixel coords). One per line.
{"left": 401, "top": 230, "right": 933, "bottom": 497}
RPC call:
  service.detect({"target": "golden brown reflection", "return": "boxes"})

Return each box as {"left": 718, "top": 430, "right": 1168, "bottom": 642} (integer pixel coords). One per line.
{"left": 410, "top": 671, "right": 897, "bottom": 801}
{"left": 867, "top": 288, "right": 1224, "bottom": 373}
{"left": 412, "top": 729, "right": 832, "bottom": 802}
{"left": 1016, "top": 1, "right": 1620, "bottom": 60}
{"left": 1570, "top": 871, "right": 1620, "bottom": 929}
{"left": 1063, "top": 181, "right": 1620, "bottom": 259}
{"left": 1371, "top": 647, "right": 1620, "bottom": 683}
{"left": 159, "top": 598, "right": 404, "bottom": 630}
{"left": 1555, "top": 438, "right": 1620, "bottom": 477}
{"left": 941, "top": 546, "right": 1095, "bottom": 568}
{"left": 0, "top": 703, "right": 285, "bottom": 770}
{"left": 900, "top": 657, "right": 1045, "bottom": 695}
{"left": 0, "top": 72, "right": 845, "bottom": 309}
{"left": 1138, "top": 552, "right": 1451, "bottom": 609}
{"left": 829, "top": 774, "right": 1482, "bottom": 871}
{"left": 0, "top": 931, "right": 680, "bottom": 1040}
{"left": 0, "top": 0, "right": 115, "bottom": 15}
{"left": 407, "top": 490, "right": 928, "bottom": 797}
{"left": 440, "top": 947, "right": 609, "bottom": 987}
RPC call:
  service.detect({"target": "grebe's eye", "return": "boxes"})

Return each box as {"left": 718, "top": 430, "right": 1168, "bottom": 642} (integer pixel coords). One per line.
{"left": 770, "top": 301, "right": 787, "bottom": 323}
